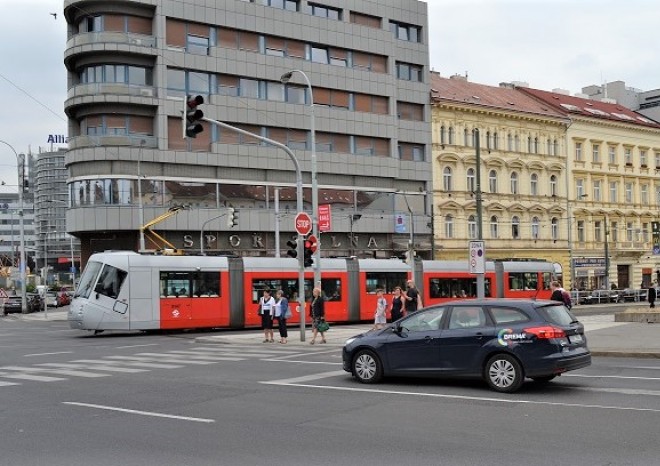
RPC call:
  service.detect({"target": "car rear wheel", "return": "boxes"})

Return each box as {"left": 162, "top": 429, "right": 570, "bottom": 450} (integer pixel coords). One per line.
{"left": 485, "top": 354, "right": 524, "bottom": 393}
{"left": 352, "top": 349, "right": 383, "bottom": 384}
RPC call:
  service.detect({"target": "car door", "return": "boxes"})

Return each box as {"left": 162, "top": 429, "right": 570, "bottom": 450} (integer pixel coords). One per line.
{"left": 385, "top": 307, "right": 446, "bottom": 375}
{"left": 440, "top": 305, "right": 495, "bottom": 374}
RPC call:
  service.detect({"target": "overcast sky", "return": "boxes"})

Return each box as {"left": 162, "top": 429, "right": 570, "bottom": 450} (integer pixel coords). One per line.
{"left": 1, "top": 0, "right": 658, "bottom": 189}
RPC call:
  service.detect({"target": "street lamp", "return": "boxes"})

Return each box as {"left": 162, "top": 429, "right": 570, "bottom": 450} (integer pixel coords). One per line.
{"left": 42, "top": 229, "right": 57, "bottom": 318}
{"left": 0, "top": 140, "right": 27, "bottom": 314}
{"left": 280, "top": 70, "right": 320, "bottom": 286}
{"left": 396, "top": 191, "right": 418, "bottom": 284}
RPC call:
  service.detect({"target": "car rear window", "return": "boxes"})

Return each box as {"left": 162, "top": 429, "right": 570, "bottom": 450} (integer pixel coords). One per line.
{"left": 536, "top": 304, "right": 577, "bottom": 326}
{"left": 490, "top": 306, "right": 531, "bottom": 325}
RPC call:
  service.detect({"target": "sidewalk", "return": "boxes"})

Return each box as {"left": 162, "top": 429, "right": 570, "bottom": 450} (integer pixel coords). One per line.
{"left": 6, "top": 309, "right": 659, "bottom": 358}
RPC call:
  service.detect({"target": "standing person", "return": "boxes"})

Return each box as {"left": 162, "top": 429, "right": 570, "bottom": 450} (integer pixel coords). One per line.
{"left": 550, "top": 281, "right": 564, "bottom": 303}
{"left": 309, "top": 287, "right": 326, "bottom": 345}
{"left": 373, "top": 289, "right": 387, "bottom": 330}
{"left": 274, "top": 289, "right": 290, "bottom": 344}
{"left": 258, "top": 289, "right": 276, "bottom": 343}
{"left": 648, "top": 282, "right": 657, "bottom": 309}
{"left": 390, "top": 286, "right": 405, "bottom": 322}
{"left": 404, "top": 280, "right": 422, "bottom": 314}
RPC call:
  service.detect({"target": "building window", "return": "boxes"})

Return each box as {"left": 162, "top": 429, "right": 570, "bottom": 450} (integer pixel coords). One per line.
{"left": 641, "top": 149, "right": 648, "bottom": 167}
{"left": 547, "top": 138, "right": 553, "bottom": 155}
{"left": 397, "top": 101, "right": 424, "bottom": 121}
{"left": 493, "top": 132, "right": 498, "bottom": 150}
{"left": 262, "top": 0, "right": 299, "bottom": 11}
{"left": 609, "top": 145, "right": 617, "bottom": 164}
{"left": 512, "top": 216, "right": 520, "bottom": 239}
{"left": 576, "top": 179, "right": 585, "bottom": 198}
{"left": 527, "top": 136, "right": 533, "bottom": 153}
{"left": 310, "top": 46, "right": 329, "bottom": 64}
{"left": 396, "top": 62, "right": 423, "bottom": 82}
{"left": 389, "top": 20, "right": 421, "bottom": 42}
{"left": 530, "top": 173, "right": 538, "bottom": 196}
{"left": 514, "top": 135, "right": 520, "bottom": 152}
{"left": 593, "top": 180, "right": 601, "bottom": 201}
{"left": 490, "top": 216, "right": 499, "bottom": 239}
{"left": 592, "top": 143, "right": 600, "bottom": 163}
{"left": 489, "top": 170, "right": 497, "bottom": 193}
{"left": 610, "top": 182, "right": 618, "bottom": 202}
{"left": 577, "top": 220, "right": 585, "bottom": 243}
{"left": 510, "top": 172, "right": 518, "bottom": 194}
{"left": 550, "top": 175, "right": 557, "bottom": 196}
{"left": 595, "top": 221, "right": 602, "bottom": 242}
{"left": 308, "top": 3, "right": 341, "bottom": 19}
{"left": 531, "top": 217, "right": 540, "bottom": 239}
{"left": 643, "top": 223, "right": 649, "bottom": 242}
{"left": 440, "top": 125, "right": 446, "bottom": 145}
{"left": 448, "top": 126, "right": 455, "bottom": 144}
{"left": 349, "top": 11, "right": 381, "bottom": 28}
{"left": 464, "top": 128, "right": 470, "bottom": 147}
{"left": 575, "top": 142, "right": 583, "bottom": 161}
{"left": 468, "top": 215, "right": 477, "bottom": 239}
{"left": 467, "top": 168, "right": 475, "bottom": 193}
{"left": 611, "top": 222, "right": 618, "bottom": 242}
{"left": 642, "top": 184, "right": 649, "bottom": 204}
{"left": 627, "top": 222, "right": 634, "bottom": 242}
{"left": 625, "top": 182, "right": 633, "bottom": 203}
{"left": 625, "top": 147, "right": 632, "bottom": 165}
{"left": 443, "top": 167, "right": 452, "bottom": 191}
{"left": 444, "top": 215, "right": 454, "bottom": 238}
{"left": 187, "top": 34, "right": 209, "bottom": 55}
{"left": 551, "top": 217, "right": 559, "bottom": 241}
{"left": 507, "top": 133, "right": 513, "bottom": 151}
{"left": 655, "top": 152, "right": 660, "bottom": 168}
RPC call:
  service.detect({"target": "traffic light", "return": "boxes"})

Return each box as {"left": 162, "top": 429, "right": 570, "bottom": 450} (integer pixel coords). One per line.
{"left": 227, "top": 208, "right": 239, "bottom": 228}
{"left": 183, "top": 95, "right": 204, "bottom": 138}
{"left": 286, "top": 239, "right": 298, "bottom": 258}
{"left": 303, "top": 236, "right": 316, "bottom": 268}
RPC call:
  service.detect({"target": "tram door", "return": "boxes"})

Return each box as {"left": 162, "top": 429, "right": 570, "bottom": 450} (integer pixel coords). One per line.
{"left": 88, "top": 262, "right": 130, "bottom": 330}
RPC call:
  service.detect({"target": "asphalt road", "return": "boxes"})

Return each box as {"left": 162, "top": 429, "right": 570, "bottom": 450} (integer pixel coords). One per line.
{"left": 1, "top": 314, "right": 659, "bottom": 466}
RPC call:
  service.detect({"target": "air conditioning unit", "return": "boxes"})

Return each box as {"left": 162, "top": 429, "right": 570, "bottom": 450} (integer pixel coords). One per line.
{"left": 139, "top": 88, "right": 153, "bottom": 97}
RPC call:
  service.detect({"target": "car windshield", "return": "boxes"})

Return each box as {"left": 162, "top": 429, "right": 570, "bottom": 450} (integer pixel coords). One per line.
{"left": 536, "top": 304, "right": 577, "bottom": 326}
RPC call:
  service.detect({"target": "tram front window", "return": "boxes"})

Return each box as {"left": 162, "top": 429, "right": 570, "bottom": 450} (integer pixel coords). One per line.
{"left": 94, "top": 265, "right": 128, "bottom": 299}
{"left": 75, "top": 261, "right": 102, "bottom": 299}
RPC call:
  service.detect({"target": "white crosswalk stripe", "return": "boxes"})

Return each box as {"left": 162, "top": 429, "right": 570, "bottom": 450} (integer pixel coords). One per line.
{"left": 0, "top": 372, "right": 65, "bottom": 382}
{"left": 0, "top": 380, "right": 21, "bottom": 386}
{"left": 101, "top": 357, "right": 184, "bottom": 369}
{"left": 0, "top": 366, "right": 109, "bottom": 378}
{"left": 35, "top": 362, "right": 149, "bottom": 373}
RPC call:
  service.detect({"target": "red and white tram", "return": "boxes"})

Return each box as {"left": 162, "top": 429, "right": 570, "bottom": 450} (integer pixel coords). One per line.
{"left": 68, "top": 251, "right": 554, "bottom": 333}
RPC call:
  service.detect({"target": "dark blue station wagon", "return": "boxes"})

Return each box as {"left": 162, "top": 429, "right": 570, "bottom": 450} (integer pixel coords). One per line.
{"left": 342, "top": 299, "right": 591, "bottom": 393}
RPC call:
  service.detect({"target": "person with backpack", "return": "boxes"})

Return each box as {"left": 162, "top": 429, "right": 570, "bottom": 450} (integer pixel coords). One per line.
{"left": 550, "top": 280, "right": 572, "bottom": 309}
{"left": 648, "top": 282, "right": 657, "bottom": 309}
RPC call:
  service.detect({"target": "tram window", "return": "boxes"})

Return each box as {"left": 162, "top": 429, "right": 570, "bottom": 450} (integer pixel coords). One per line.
{"left": 365, "top": 272, "right": 407, "bottom": 293}
{"left": 541, "top": 272, "right": 552, "bottom": 290}
{"left": 321, "top": 279, "right": 341, "bottom": 301}
{"left": 428, "top": 278, "right": 492, "bottom": 298}
{"left": 508, "top": 272, "right": 538, "bottom": 291}
{"left": 160, "top": 271, "right": 192, "bottom": 298}
{"left": 94, "top": 264, "right": 127, "bottom": 299}
{"left": 75, "top": 261, "right": 102, "bottom": 299}
{"left": 192, "top": 272, "right": 220, "bottom": 297}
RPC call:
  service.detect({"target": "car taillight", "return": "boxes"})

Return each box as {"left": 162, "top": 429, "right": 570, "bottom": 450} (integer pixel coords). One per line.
{"left": 524, "top": 326, "right": 566, "bottom": 339}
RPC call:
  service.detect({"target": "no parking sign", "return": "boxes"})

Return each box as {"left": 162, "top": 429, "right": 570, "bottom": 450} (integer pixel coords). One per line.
{"left": 469, "top": 241, "right": 485, "bottom": 274}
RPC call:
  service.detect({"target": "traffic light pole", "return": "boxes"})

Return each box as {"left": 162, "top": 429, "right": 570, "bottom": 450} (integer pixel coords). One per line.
{"left": 199, "top": 116, "right": 307, "bottom": 341}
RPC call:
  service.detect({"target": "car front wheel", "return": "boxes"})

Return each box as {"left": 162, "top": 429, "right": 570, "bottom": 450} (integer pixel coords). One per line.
{"left": 352, "top": 349, "right": 383, "bottom": 384}
{"left": 485, "top": 354, "right": 524, "bottom": 393}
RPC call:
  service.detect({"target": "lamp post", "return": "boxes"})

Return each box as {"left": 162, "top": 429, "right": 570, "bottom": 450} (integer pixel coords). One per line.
{"left": 137, "top": 140, "right": 146, "bottom": 252}
{"left": 42, "top": 229, "right": 57, "bottom": 318}
{"left": 0, "top": 140, "right": 27, "bottom": 314}
{"left": 281, "top": 70, "right": 320, "bottom": 286}
{"left": 397, "top": 191, "right": 418, "bottom": 285}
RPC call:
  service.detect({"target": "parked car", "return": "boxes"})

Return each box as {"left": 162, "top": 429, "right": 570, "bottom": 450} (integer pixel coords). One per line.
{"left": 620, "top": 289, "right": 647, "bottom": 302}
{"left": 2, "top": 295, "right": 23, "bottom": 314}
{"left": 44, "top": 292, "right": 59, "bottom": 307}
{"left": 580, "top": 290, "right": 620, "bottom": 304}
{"left": 342, "top": 298, "right": 591, "bottom": 393}
{"left": 57, "top": 291, "right": 70, "bottom": 306}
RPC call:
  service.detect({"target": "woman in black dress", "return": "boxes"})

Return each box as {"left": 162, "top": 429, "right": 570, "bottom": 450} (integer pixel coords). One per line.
{"left": 390, "top": 286, "right": 404, "bottom": 322}
{"left": 309, "top": 287, "right": 326, "bottom": 344}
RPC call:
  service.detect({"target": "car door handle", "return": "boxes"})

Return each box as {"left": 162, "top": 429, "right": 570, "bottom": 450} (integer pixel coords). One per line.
{"left": 424, "top": 336, "right": 434, "bottom": 343}
{"left": 475, "top": 332, "right": 484, "bottom": 340}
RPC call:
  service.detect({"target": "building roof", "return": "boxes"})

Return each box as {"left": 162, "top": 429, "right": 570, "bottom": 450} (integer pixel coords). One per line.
{"left": 429, "top": 73, "right": 566, "bottom": 120}
{"left": 519, "top": 87, "right": 660, "bottom": 129}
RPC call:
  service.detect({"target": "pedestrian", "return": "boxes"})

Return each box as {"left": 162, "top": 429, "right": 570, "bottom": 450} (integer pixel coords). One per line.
{"left": 373, "top": 289, "right": 387, "bottom": 330}
{"left": 309, "top": 287, "right": 326, "bottom": 345}
{"left": 390, "top": 286, "right": 405, "bottom": 322}
{"left": 258, "top": 289, "right": 276, "bottom": 343}
{"left": 550, "top": 280, "right": 564, "bottom": 303}
{"left": 274, "top": 289, "right": 290, "bottom": 344}
{"left": 648, "top": 282, "right": 657, "bottom": 309}
{"left": 404, "top": 280, "right": 422, "bottom": 314}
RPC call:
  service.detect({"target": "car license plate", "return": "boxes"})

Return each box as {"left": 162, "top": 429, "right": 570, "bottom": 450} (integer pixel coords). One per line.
{"left": 569, "top": 334, "right": 583, "bottom": 344}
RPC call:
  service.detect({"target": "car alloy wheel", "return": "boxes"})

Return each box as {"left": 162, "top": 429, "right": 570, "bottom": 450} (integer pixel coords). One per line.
{"left": 485, "top": 354, "right": 524, "bottom": 393}
{"left": 352, "top": 349, "right": 382, "bottom": 384}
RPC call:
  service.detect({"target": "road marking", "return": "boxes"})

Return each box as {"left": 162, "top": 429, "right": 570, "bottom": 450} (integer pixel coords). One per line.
{"left": 263, "top": 370, "right": 346, "bottom": 385}
{"left": 262, "top": 358, "right": 342, "bottom": 366}
{"left": 0, "top": 380, "right": 21, "bottom": 386}
{"left": 565, "top": 374, "right": 660, "bottom": 381}
{"left": 134, "top": 353, "right": 218, "bottom": 364}
{"left": 577, "top": 387, "right": 660, "bottom": 397}
{"left": 164, "top": 351, "right": 245, "bottom": 361}
{"left": 0, "top": 372, "right": 65, "bottom": 382}
{"left": 116, "top": 344, "right": 160, "bottom": 349}
{"left": 101, "top": 357, "right": 184, "bottom": 369}
{"left": 36, "top": 363, "right": 148, "bottom": 373}
{"left": 62, "top": 402, "right": 215, "bottom": 424}
{"left": 0, "top": 366, "right": 109, "bottom": 378}
{"left": 23, "top": 351, "right": 74, "bottom": 357}
{"left": 262, "top": 378, "right": 660, "bottom": 414}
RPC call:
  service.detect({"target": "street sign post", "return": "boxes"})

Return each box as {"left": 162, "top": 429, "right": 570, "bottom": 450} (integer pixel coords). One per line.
{"left": 294, "top": 212, "right": 313, "bottom": 236}
{"left": 469, "top": 241, "right": 485, "bottom": 274}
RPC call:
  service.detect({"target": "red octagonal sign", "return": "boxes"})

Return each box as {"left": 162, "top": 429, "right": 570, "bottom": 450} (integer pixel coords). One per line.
{"left": 294, "top": 212, "right": 312, "bottom": 236}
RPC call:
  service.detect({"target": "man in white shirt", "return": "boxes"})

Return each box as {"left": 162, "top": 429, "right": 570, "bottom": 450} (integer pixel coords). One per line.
{"left": 259, "top": 289, "right": 276, "bottom": 343}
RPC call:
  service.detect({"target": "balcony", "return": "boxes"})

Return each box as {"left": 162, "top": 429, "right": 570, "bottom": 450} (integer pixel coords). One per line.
{"left": 67, "top": 134, "right": 158, "bottom": 150}
{"left": 67, "top": 83, "right": 157, "bottom": 100}
{"left": 66, "top": 32, "right": 156, "bottom": 50}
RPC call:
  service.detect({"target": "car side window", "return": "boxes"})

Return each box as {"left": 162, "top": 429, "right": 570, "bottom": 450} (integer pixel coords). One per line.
{"left": 401, "top": 307, "right": 445, "bottom": 332}
{"left": 448, "top": 306, "right": 487, "bottom": 329}
{"left": 489, "top": 306, "right": 530, "bottom": 325}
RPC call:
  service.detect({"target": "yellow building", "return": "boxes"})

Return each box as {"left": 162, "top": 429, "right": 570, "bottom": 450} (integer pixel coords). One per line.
{"left": 521, "top": 87, "right": 660, "bottom": 290}
{"left": 430, "top": 73, "right": 570, "bottom": 278}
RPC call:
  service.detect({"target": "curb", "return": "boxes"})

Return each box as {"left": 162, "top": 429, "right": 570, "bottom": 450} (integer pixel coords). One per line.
{"left": 589, "top": 350, "right": 660, "bottom": 359}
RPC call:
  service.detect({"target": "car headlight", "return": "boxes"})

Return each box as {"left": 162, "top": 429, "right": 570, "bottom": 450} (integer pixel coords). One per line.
{"left": 345, "top": 337, "right": 357, "bottom": 346}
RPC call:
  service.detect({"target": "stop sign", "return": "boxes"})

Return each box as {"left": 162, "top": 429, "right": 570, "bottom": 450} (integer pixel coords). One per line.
{"left": 294, "top": 212, "right": 312, "bottom": 236}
